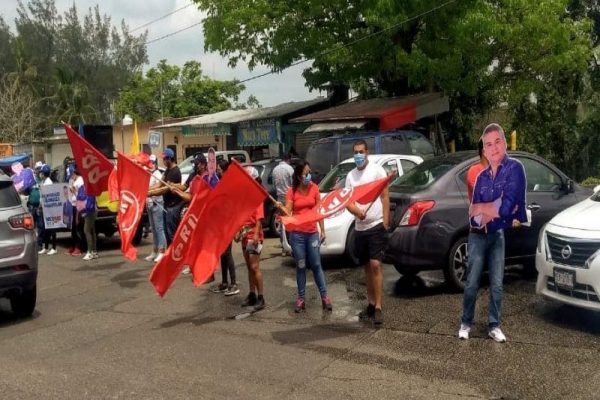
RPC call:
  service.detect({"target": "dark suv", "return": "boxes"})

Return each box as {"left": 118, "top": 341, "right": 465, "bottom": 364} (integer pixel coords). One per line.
{"left": 305, "top": 129, "right": 435, "bottom": 182}
{"left": 0, "top": 172, "right": 38, "bottom": 317}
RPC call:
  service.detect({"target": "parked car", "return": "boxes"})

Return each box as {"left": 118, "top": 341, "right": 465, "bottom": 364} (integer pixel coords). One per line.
{"left": 312, "top": 154, "right": 424, "bottom": 263}
{"left": 305, "top": 129, "right": 435, "bottom": 183}
{"left": 180, "top": 150, "right": 250, "bottom": 183}
{"left": 0, "top": 172, "right": 38, "bottom": 317}
{"left": 383, "top": 151, "right": 593, "bottom": 290}
{"left": 535, "top": 186, "right": 600, "bottom": 310}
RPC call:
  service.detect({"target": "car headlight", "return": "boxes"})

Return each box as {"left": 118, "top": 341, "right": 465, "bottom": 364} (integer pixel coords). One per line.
{"left": 537, "top": 224, "right": 546, "bottom": 254}
{"left": 537, "top": 224, "right": 552, "bottom": 261}
{"left": 585, "top": 249, "right": 600, "bottom": 269}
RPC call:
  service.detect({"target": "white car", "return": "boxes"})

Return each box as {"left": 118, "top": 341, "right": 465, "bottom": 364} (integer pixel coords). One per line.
{"left": 536, "top": 186, "right": 600, "bottom": 310}
{"left": 283, "top": 154, "right": 424, "bottom": 262}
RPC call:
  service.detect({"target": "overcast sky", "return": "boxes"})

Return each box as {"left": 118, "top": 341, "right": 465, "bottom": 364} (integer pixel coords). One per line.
{"left": 0, "top": 0, "right": 319, "bottom": 106}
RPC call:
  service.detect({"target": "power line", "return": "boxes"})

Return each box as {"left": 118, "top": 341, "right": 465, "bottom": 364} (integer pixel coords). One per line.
{"left": 145, "top": 21, "right": 203, "bottom": 45}
{"left": 131, "top": 3, "right": 195, "bottom": 32}
{"left": 237, "top": 0, "right": 458, "bottom": 84}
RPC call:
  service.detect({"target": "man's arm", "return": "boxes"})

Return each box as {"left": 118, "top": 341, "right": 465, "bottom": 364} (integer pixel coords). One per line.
{"left": 497, "top": 163, "right": 526, "bottom": 219}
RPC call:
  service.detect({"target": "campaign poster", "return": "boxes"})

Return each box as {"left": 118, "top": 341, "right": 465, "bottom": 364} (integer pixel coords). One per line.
{"left": 207, "top": 147, "right": 217, "bottom": 179}
{"left": 40, "top": 184, "right": 72, "bottom": 229}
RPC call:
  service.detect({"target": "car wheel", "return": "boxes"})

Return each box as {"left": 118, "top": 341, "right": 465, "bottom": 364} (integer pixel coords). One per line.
{"left": 268, "top": 209, "right": 281, "bottom": 238}
{"left": 345, "top": 225, "right": 360, "bottom": 266}
{"left": 132, "top": 223, "right": 144, "bottom": 246}
{"left": 444, "top": 237, "right": 469, "bottom": 291}
{"left": 10, "top": 285, "right": 36, "bottom": 318}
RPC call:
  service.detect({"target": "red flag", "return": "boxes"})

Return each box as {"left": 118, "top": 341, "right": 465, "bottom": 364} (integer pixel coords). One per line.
{"left": 108, "top": 168, "right": 119, "bottom": 202}
{"left": 64, "top": 124, "right": 113, "bottom": 196}
{"left": 186, "top": 161, "right": 267, "bottom": 287}
{"left": 281, "top": 174, "right": 393, "bottom": 230}
{"left": 149, "top": 178, "right": 211, "bottom": 297}
{"left": 117, "top": 152, "right": 150, "bottom": 261}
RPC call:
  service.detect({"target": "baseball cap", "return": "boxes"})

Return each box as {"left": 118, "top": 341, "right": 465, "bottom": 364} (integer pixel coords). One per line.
{"left": 245, "top": 166, "right": 259, "bottom": 179}
{"left": 162, "top": 148, "right": 175, "bottom": 159}
{"left": 149, "top": 154, "right": 158, "bottom": 163}
{"left": 34, "top": 161, "right": 44, "bottom": 169}
{"left": 193, "top": 153, "right": 207, "bottom": 165}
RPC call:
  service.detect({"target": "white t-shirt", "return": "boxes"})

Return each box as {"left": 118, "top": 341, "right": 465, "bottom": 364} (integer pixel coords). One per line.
{"left": 43, "top": 177, "right": 53, "bottom": 186}
{"left": 69, "top": 176, "right": 84, "bottom": 206}
{"left": 345, "top": 160, "right": 387, "bottom": 231}
{"left": 147, "top": 169, "right": 164, "bottom": 205}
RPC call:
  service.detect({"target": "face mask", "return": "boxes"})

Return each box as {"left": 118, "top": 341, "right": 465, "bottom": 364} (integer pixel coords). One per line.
{"left": 354, "top": 153, "right": 366, "bottom": 167}
{"left": 303, "top": 174, "right": 312, "bottom": 185}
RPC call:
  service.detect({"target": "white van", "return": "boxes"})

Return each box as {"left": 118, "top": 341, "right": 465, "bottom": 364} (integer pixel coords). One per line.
{"left": 179, "top": 150, "right": 250, "bottom": 183}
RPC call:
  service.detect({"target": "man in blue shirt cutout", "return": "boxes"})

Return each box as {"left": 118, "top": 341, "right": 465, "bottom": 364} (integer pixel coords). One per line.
{"left": 458, "top": 123, "right": 527, "bottom": 343}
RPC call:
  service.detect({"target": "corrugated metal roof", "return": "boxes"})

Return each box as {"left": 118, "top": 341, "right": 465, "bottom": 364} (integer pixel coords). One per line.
{"left": 152, "top": 97, "right": 328, "bottom": 130}
{"left": 290, "top": 93, "right": 448, "bottom": 123}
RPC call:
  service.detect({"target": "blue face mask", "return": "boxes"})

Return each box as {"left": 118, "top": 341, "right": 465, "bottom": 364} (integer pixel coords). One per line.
{"left": 303, "top": 173, "right": 312, "bottom": 185}
{"left": 354, "top": 153, "right": 366, "bottom": 167}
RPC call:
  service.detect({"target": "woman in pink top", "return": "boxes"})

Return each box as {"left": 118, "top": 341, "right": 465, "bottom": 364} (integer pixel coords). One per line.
{"left": 281, "top": 161, "right": 332, "bottom": 313}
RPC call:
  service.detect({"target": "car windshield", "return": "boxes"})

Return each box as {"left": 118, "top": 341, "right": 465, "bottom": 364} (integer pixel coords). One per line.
{"left": 390, "top": 158, "right": 458, "bottom": 193}
{"left": 318, "top": 162, "right": 355, "bottom": 193}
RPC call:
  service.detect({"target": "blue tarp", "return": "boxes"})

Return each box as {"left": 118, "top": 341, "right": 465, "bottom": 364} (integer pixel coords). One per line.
{"left": 0, "top": 153, "right": 31, "bottom": 167}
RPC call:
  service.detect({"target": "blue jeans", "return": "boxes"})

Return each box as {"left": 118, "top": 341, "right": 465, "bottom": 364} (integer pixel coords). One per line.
{"left": 289, "top": 232, "right": 328, "bottom": 299}
{"left": 148, "top": 202, "right": 167, "bottom": 250}
{"left": 461, "top": 230, "right": 505, "bottom": 329}
{"left": 164, "top": 203, "right": 182, "bottom": 246}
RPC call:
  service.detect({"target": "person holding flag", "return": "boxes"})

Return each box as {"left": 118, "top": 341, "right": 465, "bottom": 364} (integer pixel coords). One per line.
{"left": 345, "top": 140, "right": 390, "bottom": 326}
{"left": 239, "top": 166, "right": 266, "bottom": 310}
{"left": 278, "top": 161, "right": 332, "bottom": 313}
{"left": 145, "top": 155, "right": 167, "bottom": 263}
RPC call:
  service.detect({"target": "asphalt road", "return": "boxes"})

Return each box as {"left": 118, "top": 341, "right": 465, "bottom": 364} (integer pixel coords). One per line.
{"left": 1, "top": 234, "right": 599, "bottom": 399}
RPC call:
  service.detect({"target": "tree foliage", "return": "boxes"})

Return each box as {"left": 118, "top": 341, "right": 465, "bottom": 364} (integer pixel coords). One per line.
{"left": 0, "top": 75, "right": 44, "bottom": 143}
{"left": 196, "top": 0, "right": 599, "bottom": 178}
{"left": 114, "top": 60, "right": 254, "bottom": 122}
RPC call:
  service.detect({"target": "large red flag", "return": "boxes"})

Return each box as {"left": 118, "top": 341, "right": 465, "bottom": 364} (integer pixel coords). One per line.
{"left": 64, "top": 124, "right": 113, "bottom": 196}
{"left": 281, "top": 174, "right": 393, "bottom": 231}
{"left": 149, "top": 179, "right": 211, "bottom": 297}
{"left": 117, "top": 152, "right": 150, "bottom": 261}
{"left": 185, "top": 161, "right": 268, "bottom": 287}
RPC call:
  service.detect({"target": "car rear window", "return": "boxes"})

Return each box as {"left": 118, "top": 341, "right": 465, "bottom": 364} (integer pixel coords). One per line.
{"left": 390, "top": 158, "right": 457, "bottom": 193}
{"left": 0, "top": 180, "right": 21, "bottom": 207}
{"left": 306, "top": 140, "right": 337, "bottom": 179}
{"left": 381, "top": 135, "right": 411, "bottom": 154}
{"left": 405, "top": 131, "right": 435, "bottom": 157}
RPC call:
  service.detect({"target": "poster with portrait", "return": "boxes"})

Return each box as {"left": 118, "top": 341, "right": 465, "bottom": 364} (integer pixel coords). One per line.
{"left": 40, "top": 184, "right": 72, "bottom": 230}
{"left": 207, "top": 147, "right": 217, "bottom": 180}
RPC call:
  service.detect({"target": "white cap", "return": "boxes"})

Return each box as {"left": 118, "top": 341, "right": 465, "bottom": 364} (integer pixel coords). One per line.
{"left": 149, "top": 154, "right": 158, "bottom": 163}
{"left": 34, "top": 161, "right": 43, "bottom": 169}
{"left": 245, "top": 166, "right": 259, "bottom": 179}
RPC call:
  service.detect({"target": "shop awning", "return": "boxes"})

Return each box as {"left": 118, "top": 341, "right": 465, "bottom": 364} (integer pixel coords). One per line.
{"left": 0, "top": 153, "right": 31, "bottom": 167}
{"left": 290, "top": 93, "right": 449, "bottom": 131}
{"left": 303, "top": 121, "right": 367, "bottom": 134}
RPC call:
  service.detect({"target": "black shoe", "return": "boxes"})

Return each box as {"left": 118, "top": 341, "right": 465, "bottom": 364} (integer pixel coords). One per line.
{"left": 358, "top": 304, "right": 375, "bottom": 320}
{"left": 241, "top": 292, "right": 257, "bottom": 307}
{"left": 254, "top": 295, "right": 265, "bottom": 311}
{"left": 373, "top": 308, "right": 384, "bottom": 326}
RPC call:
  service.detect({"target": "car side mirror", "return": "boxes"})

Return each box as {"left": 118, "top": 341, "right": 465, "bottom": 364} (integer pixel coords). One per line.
{"left": 565, "top": 179, "right": 574, "bottom": 193}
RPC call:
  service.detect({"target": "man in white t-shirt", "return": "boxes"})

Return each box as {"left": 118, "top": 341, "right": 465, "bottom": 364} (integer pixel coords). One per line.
{"left": 345, "top": 139, "right": 390, "bottom": 326}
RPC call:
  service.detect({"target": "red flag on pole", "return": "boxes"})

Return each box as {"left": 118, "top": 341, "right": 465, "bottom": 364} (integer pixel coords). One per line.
{"left": 116, "top": 152, "right": 150, "bottom": 261}
{"left": 185, "top": 161, "right": 268, "bottom": 287}
{"left": 64, "top": 123, "right": 113, "bottom": 196}
{"left": 149, "top": 161, "right": 267, "bottom": 297}
{"left": 149, "top": 179, "right": 212, "bottom": 297}
{"left": 281, "top": 174, "right": 393, "bottom": 231}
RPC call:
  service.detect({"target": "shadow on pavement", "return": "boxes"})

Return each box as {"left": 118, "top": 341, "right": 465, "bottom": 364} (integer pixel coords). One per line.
{"left": 0, "top": 300, "right": 41, "bottom": 326}
{"left": 271, "top": 323, "right": 364, "bottom": 346}
{"left": 110, "top": 268, "right": 149, "bottom": 288}
{"left": 158, "top": 314, "right": 220, "bottom": 329}
{"left": 537, "top": 303, "right": 600, "bottom": 335}
{"left": 75, "top": 261, "right": 123, "bottom": 272}
{"left": 392, "top": 275, "right": 448, "bottom": 298}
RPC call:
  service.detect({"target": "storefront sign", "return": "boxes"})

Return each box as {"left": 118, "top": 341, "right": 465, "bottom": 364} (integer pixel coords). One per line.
{"left": 148, "top": 130, "right": 161, "bottom": 148}
{"left": 237, "top": 119, "right": 279, "bottom": 147}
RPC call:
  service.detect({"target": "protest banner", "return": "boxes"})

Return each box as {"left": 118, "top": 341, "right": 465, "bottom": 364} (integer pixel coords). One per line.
{"left": 40, "top": 183, "right": 72, "bottom": 229}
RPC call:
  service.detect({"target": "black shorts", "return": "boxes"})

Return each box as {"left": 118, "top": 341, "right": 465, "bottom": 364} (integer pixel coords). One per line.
{"left": 354, "top": 223, "right": 389, "bottom": 265}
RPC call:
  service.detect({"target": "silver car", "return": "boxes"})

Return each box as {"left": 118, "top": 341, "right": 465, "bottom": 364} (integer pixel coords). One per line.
{"left": 0, "top": 172, "right": 38, "bottom": 317}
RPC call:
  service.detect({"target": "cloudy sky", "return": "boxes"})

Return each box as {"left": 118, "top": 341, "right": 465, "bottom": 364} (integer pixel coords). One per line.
{"left": 0, "top": 0, "right": 319, "bottom": 106}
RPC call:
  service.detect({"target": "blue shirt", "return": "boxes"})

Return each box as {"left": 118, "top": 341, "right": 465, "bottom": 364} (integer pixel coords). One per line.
{"left": 470, "top": 155, "right": 527, "bottom": 233}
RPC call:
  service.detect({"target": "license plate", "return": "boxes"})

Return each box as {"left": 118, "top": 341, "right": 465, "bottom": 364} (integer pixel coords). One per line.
{"left": 554, "top": 268, "right": 575, "bottom": 290}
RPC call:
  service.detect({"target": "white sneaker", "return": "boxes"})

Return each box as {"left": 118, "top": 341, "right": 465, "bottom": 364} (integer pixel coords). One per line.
{"left": 38, "top": 248, "right": 47, "bottom": 255}
{"left": 92, "top": 252, "right": 99, "bottom": 259}
{"left": 154, "top": 253, "right": 164, "bottom": 263}
{"left": 181, "top": 266, "right": 191, "bottom": 275}
{"left": 458, "top": 324, "right": 470, "bottom": 340}
{"left": 46, "top": 249, "right": 57, "bottom": 255}
{"left": 144, "top": 252, "right": 157, "bottom": 262}
{"left": 488, "top": 327, "right": 507, "bottom": 343}
{"left": 83, "top": 252, "right": 93, "bottom": 261}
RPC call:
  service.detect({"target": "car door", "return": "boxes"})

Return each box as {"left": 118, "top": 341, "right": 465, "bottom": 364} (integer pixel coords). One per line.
{"left": 505, "top": 156, "right": 577, "bottom": 258}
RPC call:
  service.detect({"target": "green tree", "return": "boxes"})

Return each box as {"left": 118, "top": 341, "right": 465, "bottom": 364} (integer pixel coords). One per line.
{"left": 195, "top": 0, "right": 592, "bottom": 150}
{"left": 114, "top": 60, "right": 246, "bottom": 121}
